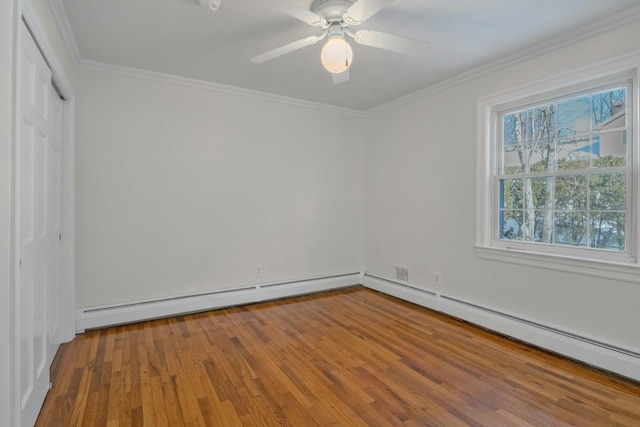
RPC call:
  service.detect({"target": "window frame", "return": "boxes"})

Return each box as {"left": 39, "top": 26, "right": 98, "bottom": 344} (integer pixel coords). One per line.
{"left": 476, "top": 56, "right": 640, "bottom": 275}
{"left": 495, "top": 80, "right": 632, "bottom": 261}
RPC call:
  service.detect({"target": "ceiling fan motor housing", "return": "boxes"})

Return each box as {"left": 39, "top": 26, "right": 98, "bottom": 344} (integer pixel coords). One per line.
{"left": 326, "top": 23, "right": 346, "bottom": 39}
{"left": 311, "top": 0, "right": 356, "bottom": 22}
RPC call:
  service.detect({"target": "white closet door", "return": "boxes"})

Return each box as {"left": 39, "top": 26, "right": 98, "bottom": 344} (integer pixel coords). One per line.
{"left": 48, "top": 85, "right": 64, "bottom": 350}
{"left": 17, "top": 21, "right": 58, "bottom": 427}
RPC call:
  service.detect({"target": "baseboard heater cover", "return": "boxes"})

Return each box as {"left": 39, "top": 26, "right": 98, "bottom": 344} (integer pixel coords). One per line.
{"left": 363, "top": 273, "right": 640, "bottom": 382}
{"left": 365, "top": 273, "right": 438, "bottom": 297}
{"left": 76, "top": 272, "right": 361, "bottom": 332}
{"left": 440, "top": 295, "right": 640, "bottom": 360}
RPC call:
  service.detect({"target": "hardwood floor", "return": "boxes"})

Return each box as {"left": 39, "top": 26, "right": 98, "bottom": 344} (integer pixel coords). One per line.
{"left": 37, "top": 286, "right": 640, "bottom": 426}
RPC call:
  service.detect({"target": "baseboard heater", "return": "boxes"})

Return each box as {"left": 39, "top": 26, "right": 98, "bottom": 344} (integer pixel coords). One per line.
{"left": 76, "top": 272, "right": 361, "bottom": 332}
{"left": 363, "top": 272, "right": 640, "bottom": 382}
{"left": 364, "top": 274, "right": 438, "bottom": 297}
{"left": 81, "top": 285, "right": 257, "bottom": 314}
{"left": 440, "top": 295, "right": 640, "bottom": 360}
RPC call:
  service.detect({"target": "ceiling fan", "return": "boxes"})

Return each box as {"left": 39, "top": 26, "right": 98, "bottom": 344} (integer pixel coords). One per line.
{"left": 250, "top": 0, "right": 430, "bottom": 84}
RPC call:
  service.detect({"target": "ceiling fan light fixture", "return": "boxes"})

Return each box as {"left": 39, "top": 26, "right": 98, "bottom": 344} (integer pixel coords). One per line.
{"left": 321, "top": 36, "right": 353, "bottom": 74}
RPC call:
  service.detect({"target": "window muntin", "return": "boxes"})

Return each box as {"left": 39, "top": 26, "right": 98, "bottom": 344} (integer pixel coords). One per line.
{"left": 495, "top": 83, "right": 632, "bottom": 256}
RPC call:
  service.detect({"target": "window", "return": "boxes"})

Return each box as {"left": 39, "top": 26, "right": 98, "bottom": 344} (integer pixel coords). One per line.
{"left": 477, "top": 64, "right": 638, "bottom": 267}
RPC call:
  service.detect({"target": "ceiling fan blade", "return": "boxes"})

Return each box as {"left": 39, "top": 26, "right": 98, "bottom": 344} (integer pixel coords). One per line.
{"left": 254, "top": 0, "right": 327, "bottom": 26}
{"left": 353, "top": 29, "right": 429, "bottom": 57}
{"left": 332, "top": 69, "right": 350, "bottom": 84}
{"left": 343, "top": 0, "right": 396, "bottom": 25}
{"left": 251, "top": 34, "right": 325, "bottom": 64}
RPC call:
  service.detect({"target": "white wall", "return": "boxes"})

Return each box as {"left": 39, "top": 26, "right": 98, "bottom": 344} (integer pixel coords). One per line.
{"left": 364, "top": 19, "right": 640, "bottom": 351}
{"left": 75, "top": 68, "right": 364, "bottom": 308}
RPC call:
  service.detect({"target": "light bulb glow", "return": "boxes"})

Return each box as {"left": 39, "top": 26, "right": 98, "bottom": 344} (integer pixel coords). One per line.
{"left": 321, "top": 37, "right": 353, "bottom": 74}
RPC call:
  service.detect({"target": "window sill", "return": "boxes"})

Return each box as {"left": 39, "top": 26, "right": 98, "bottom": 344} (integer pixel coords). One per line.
{"left": 475, "top": 245, "right": 640, "bottom": 284}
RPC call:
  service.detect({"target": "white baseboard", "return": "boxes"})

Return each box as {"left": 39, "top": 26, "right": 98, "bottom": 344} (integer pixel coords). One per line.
{"left": 363, "top": 273, "right": 640, "bottom": 383}
{"left": 76, "top": 273, "right": 361, "bottom": 332}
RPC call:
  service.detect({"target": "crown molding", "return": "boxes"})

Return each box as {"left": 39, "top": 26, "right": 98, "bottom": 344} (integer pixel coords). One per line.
{"left": 365, "top": 4, "right": 640, "bottom": 116}
{"left": 77, "top": 58, "right": 365, "bottom": 117}
{"left": 47, "top": 0, "right": 81, "bottom": 64}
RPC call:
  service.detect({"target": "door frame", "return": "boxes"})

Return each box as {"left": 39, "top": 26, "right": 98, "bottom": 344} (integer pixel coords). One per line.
{"left": 14, "top": 0, "right": 75, "bottom": 423}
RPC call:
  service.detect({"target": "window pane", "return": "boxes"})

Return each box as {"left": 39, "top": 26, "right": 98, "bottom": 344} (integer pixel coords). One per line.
{"left": 500, "top": 210, "right": 523, "bottom": 240}
{"left": 555, "top": 176, "right": 587, "bottom": 210}
{"left": 557, "top": 140, "right": 590, "bottom": 171}
{"left": 557, "top": 115, "right": 594, "bottom": 170}
{"left": 503, "top": 106, "right": 556, "bottom": 174}
{"left": 592, "top": 88, "right": 626, "bottom": 127}
{"left": 503, "top": 150, "right": 523, "bottom": 174}
{"left": 503, "top": 113, "right": 518, "bottom": 146}
{"left": 530, "top": 140, "right": 555, "bottom": 172}
{"left": 529, "top": 177, "right": 551, "bottom": 209}
{"left": 558, "top": 96, "right": 590, "bottom": 140}
{"left": 589, "top": 212, "right": 625, "bottom": 250}
{"left": 503, "top": 113, "right": 521, "bottom": 174}
{"left": 500, "top": 179, "right": 523, "bottom": 209}
{"left": 504, "top": 141, "right": 556, "bottom": 174}
{"left": 592, "top": 131, "right": 626, "bottom": 166}
{"left": 529, "top": 210, "right": 553, "bottom": 243}
{"left": 590, "top": 172, "right": 625, "bottom": 210}
{"left": 554, "top": 211, "right": 587, "bottom": 247}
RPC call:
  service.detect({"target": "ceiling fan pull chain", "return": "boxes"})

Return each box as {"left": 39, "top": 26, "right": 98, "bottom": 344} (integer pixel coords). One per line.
{"left": 345, "top": 43, "right": 349, "bottom": 67}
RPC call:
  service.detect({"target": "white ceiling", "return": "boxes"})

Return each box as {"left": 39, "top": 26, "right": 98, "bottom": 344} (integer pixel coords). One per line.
{"left": 54, "top": 0, "right": 640, "bottom": 111}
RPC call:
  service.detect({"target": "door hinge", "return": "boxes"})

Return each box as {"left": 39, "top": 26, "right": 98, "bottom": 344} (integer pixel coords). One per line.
{"left": 59, "top": 233, "right": 62, "bottom": 241}
{"left": 19, "top": 259, "right": 22, "bottom": 270}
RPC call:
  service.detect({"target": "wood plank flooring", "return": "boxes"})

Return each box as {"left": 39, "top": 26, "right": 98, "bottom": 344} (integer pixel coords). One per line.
{"left": 36, "top": 286, "right": 640, "bottom": 426}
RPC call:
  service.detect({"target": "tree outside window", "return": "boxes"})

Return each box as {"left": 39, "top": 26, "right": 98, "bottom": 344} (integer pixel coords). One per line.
{"left": 499, "top": 86, "right": 628, "bottom": 252}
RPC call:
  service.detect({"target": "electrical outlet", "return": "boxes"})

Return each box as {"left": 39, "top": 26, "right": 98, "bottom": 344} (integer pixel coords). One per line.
{"left": 256, "top": 264, "right": 262, "bottom": 276}
{"left": 434, "top": 271, "right": 442, "bottom": 286}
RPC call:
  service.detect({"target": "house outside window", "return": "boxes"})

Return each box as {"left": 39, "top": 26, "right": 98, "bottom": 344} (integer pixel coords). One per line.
{"left": 476, "top": 61, "right": 639, "bottom": 269}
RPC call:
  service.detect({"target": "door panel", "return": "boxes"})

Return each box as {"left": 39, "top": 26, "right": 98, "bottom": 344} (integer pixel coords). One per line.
{"left": 18, "top": 22, "right": 54, "bottom": 427}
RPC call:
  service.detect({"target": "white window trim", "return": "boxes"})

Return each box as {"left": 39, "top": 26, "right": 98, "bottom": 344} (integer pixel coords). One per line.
{"left": 476, "top": 51, "right": 640, "bottom": 280}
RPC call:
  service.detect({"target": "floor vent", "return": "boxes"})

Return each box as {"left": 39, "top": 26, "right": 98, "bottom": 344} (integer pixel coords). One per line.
{"left": 394, "top": 265, "right": 409, "bottom": 282}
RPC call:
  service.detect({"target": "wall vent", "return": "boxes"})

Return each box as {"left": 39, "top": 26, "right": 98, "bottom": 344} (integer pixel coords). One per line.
{"left": 394, "top": 265, "right": 409, "bottom": 282}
